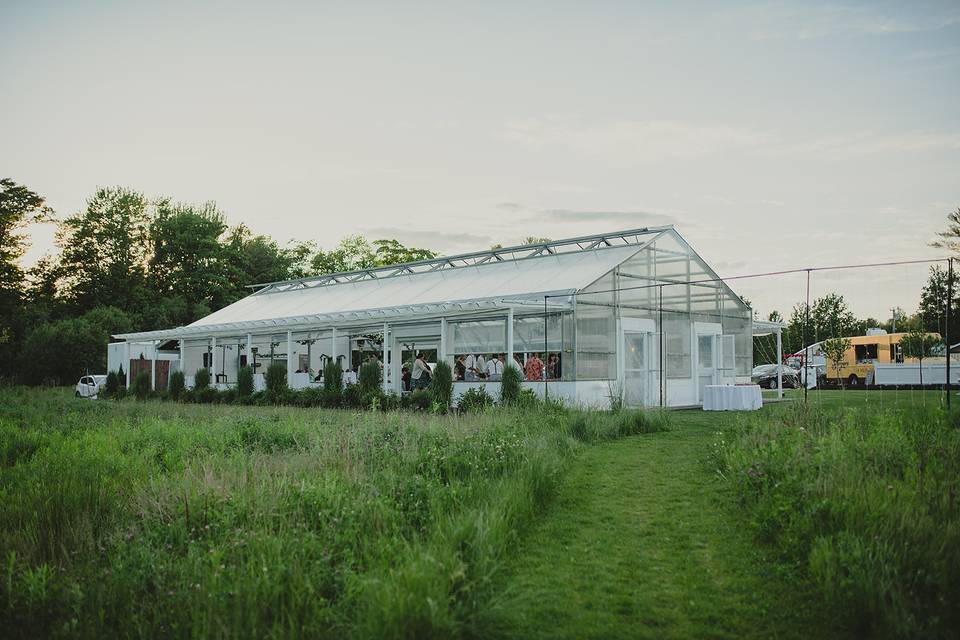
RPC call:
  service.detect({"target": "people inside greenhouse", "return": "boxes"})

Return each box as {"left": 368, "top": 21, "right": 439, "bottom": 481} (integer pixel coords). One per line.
{"left": 464, "top": 353, "right": 484, "bottom": 381}
{"left": 547, "top": 353, "right": 561, "bottom": 379}
{"left": 509, "top": 353, "right": 524, "bottom": 371}
{"left": 524, "top": 352, "right": 544, "bottom": 381}
{"left": 454, "top": 355, "right": 467, "bottom": 381}
{"left": 411, "top": 352, "right": 431, "bottom": 389}
{"left": 401, "top": 366, "right": 411, "bottom": 392}
{"left": 485, "top": 354, "right": 504, "bottom": 380}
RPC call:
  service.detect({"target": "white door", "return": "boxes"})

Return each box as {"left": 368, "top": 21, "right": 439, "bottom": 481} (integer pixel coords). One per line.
{"left": 623, "top": 331, "right": 650, "bottom": 406}
{"left": 697, "top": 334, "right": 717, "bottom": 401}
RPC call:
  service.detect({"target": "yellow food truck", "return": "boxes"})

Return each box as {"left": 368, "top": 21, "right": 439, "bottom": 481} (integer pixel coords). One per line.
{"left": 824, "top": 331, "right": 941, "bottom": 387}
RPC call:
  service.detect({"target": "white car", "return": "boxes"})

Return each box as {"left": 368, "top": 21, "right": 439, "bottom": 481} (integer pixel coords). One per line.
{"left": 75, "top": 375, "right": 107, "bottom": 398}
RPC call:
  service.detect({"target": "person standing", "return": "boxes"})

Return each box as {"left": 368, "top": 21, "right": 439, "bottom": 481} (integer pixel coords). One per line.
{"left": 485, "top": 354, "right": 504, "bottom": 381}
{"left": 524, "top": 352, "right": 544, "bottom": 381}
{"left": 412, "top": 352, "right": 431, "bottom": 390}
{"left": 551, "top": 353, "right": 562, "bottom": 379}
{"left": 455, "top": 355, "right": 467, "bottom": 381}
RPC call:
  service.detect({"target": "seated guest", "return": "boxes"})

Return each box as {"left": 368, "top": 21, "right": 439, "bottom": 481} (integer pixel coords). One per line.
{"left": 524, "top": 352, "right": 544, "bottom": 381}
{"left": 485, "top": 353, "right": 504, "bottom": 381}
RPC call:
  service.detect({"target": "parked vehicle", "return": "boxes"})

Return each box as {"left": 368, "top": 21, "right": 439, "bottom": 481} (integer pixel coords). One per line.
{"left": 821, "top": 330, "right": 942, "bottom": 387}
{"left": 75, "top": 375, "right": 107, "bottom": 398}
{"left": 751, "top": 364, "right": 800, "bottom": 389}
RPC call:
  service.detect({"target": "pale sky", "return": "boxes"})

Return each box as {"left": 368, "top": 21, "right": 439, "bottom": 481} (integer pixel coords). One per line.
{"left": 3, "top": 1, "right": 958, "bottom": 320}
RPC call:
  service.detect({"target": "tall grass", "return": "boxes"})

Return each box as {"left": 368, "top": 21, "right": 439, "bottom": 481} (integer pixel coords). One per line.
{"left": 0, "top": 387, "right": 665, "bottom": 638}
{"left": 711, "top": 402, "right": 960, "bottom": 639}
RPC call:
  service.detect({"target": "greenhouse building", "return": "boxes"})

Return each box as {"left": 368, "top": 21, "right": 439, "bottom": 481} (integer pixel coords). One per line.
{"left": 112, "top": 226, "right": 753, "bottom": 408}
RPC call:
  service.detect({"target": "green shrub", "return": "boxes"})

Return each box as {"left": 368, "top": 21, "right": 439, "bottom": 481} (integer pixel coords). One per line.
{"left": 431, "top": 361, "right": 453, "bottom": 410}
{"left": 168, "top": 370, "right": 185, "bottom": 401}
{"left": 380, "top": 391, "right": 401, "bottom": 412}
{"left": 218, "top": 387, "right": 238, "bottom": 405}
{"left": 265, "top": 362, "right": 287, "bottom": 402}
{"left": 132, "top": 372, "right": 151, "bottom": 401}
{"left": 103, "top": 371, "right": 120, "bottom": 398}
{"left": 196, "top": 386, "right": 219, "bottom": 404}
{"left": 342, "top": 384, "right": 363, "bottom": 409}
{"left": 294, "top": 387, "right": 324, "bottom": 408}
{"left": 237, "top": 365, "right": 254, "bottom": 398}
{"left": 323, "top": 360, "right": 342, "bottom": 394}
{"left": 500, "top": 365, "right": 522, "bottom": 405}
{"left": 615, "top": 409, "right": 671, "bottom": 436}
{"left": 193, "top": 367, "right": 210, "bottom": 390}
{"left": 358, "top": 361, "right": 381, "bottom": 397}
{"left": 408, "top": 389, "right": 433, "bottom": 411}
{"left": 320, "top": 388, "right": 341, "bottom": 409}
{"left": 458, "top": 386, "right": 493, "bottom": 413}
{"left": 116, "top": 364, "right": 126, "bottom": 388}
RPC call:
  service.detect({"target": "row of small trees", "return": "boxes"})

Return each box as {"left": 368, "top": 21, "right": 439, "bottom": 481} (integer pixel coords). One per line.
{"left": 104, "top": 358, "right": 536, "bottom": 412}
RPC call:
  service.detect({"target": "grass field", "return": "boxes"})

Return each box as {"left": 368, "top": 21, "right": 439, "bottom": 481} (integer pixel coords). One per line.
{"left": 1, "top": 387, "right": 956, "bottom": 638}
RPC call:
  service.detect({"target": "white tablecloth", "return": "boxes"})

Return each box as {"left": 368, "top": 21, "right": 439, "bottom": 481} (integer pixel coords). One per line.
{"left": 702, "top": 385, "right": 762, "bottom": 411}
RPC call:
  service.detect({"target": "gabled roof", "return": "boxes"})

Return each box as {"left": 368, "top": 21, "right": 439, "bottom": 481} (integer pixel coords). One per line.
{"left": 115, "top": 228, "right": 669, "bottom": 341}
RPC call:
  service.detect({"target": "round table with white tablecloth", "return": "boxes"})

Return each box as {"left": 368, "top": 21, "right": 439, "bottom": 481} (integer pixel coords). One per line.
{"left": 702, "top": 384, "right": 762, "bottom": 411}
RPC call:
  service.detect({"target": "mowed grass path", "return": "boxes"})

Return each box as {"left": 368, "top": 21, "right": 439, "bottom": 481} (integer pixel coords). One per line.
{"left": 488, "top": 408, "right": 843, "bottom": 640}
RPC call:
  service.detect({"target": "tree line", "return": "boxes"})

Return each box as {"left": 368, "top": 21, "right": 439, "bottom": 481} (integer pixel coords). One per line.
{"left": 1, "top": 180, "right": 439, "bottom": 384}
{"left": 3, "top": 177, "right": 958, "bottom": 380}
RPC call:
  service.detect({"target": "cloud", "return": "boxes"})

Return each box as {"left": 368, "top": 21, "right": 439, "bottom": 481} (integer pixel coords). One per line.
{"left": 741, "top": 3, "right": 960, "bottom": 41}
{"left": 504, "top": 117, "right": 767, "bottom": 159}
{"left": 788, "top": 130, "right": 960, "bottom": 155}
{"left": 363, "top": 227, "right": 493, "bottom": 250}
{"left": 496, "top": 203, "right": 681, "bottom": 228}
{"left": 538, "top": 208, "right": 677, "bottom": 227}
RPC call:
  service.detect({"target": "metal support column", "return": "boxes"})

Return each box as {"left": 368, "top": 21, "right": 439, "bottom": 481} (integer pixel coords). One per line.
{"left": 286, "top": 330, "right": 294, "bottom": 383}
{"left": 331, "top": 327, "right": 338, "bottom": 368}
{"left": 439, "top": 318, "right": 448, "bottom": 364}
{"left": 776, "top": 325, "right": 783, "bottom": 399}
{"left": 382, "top": 322, "right": 390, "bottom": 393}
{"left": 507, "top": 307, "right": 514, "bottom": 370}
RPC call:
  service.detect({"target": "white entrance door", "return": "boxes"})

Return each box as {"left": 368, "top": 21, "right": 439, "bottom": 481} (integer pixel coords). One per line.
{"left": 697, "top": 333, "right": 717, "bottom": 401}
{"left": 623, "top": 331, "right": 649, "bottom": 406}
{"left": 620, "top": 318, "right": 655, "bottom": 407}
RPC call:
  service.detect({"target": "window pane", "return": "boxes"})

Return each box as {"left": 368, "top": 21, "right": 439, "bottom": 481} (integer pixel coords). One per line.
{"left": 698, "top": 335, "right": 713, "bottom": 368}
{"left": 452, "top": 319, "right": 506, "bottom": 354}
{"left": 625, "top": 334, "right": 645, "bottom": 370}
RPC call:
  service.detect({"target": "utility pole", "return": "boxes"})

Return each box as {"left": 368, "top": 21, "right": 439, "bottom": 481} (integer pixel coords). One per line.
{"left": 947, "top": 258, "right": 953, "bottom": 410}
{"left": 804, "top": 270, "right": 811, "bottom": 402}
{"left": 891, "top": 307, "right": 897, "bottom": 333}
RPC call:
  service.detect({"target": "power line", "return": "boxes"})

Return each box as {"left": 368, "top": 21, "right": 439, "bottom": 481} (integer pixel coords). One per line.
{"left": 549, "top": 257, "right": 950, "bottom": 300}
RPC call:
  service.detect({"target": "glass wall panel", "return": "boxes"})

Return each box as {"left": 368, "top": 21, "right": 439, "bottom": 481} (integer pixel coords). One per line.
{"left": 452, "top": 319, "right": 506, "bottom": 354}
{"left": 513, "top": 313, "right": 569, "bottom": 380}
{"left": 576, "top": 271, "right": 617, "bottom": 380}
{"left": 664, "top": 312, "right": 691, "bottom": 378}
